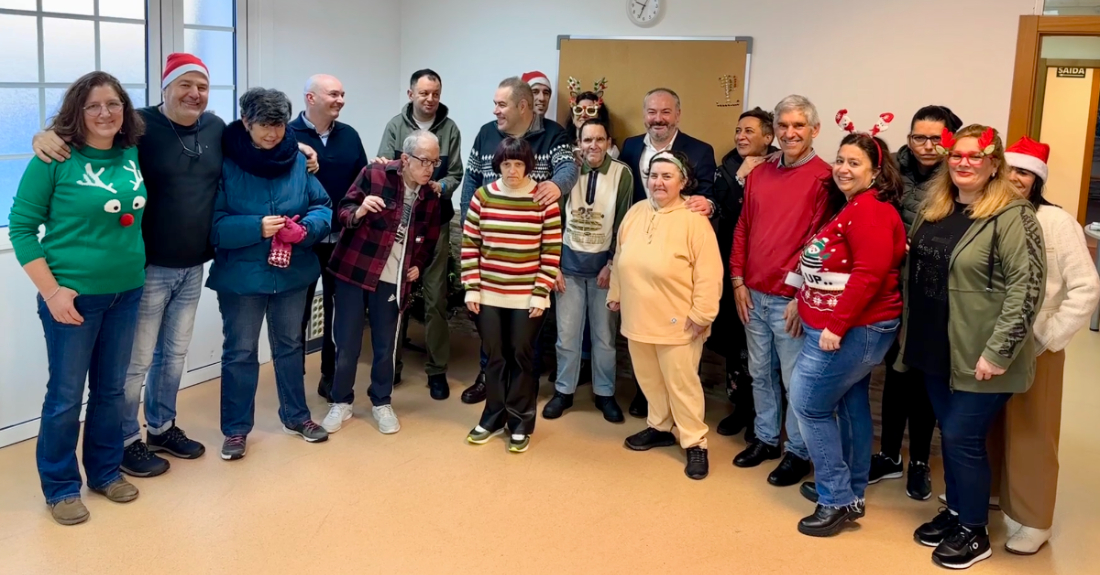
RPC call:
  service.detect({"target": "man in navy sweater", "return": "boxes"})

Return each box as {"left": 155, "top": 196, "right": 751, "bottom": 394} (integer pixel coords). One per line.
{"left": 618, "top": 87, "right": 718, "bottom": 418}
{"left": 290, "top": 74, "right": 368, "bottom": 402}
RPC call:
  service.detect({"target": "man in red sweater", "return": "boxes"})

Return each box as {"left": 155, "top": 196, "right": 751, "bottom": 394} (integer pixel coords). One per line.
{"left": 729, "top": 95, "right": 833, "bottom": 487}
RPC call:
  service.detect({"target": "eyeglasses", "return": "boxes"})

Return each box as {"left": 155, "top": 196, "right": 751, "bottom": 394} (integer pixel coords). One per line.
{"left": 84, "top": 102, "right": 124, "bottom": 116}
{"left": 947, "top": 152, "right": 987, "bottom": 166}
{"left": 408, "top": 154, "right": 442, "bottom": 168}
{"left": 167, "top": 114, "right": 203, "bottom": 159}
{"left": 909, "top": 134, "right": 943, "bottom": 146}
{"left": 572, "top": 105, "right": 600, "bottom": 117}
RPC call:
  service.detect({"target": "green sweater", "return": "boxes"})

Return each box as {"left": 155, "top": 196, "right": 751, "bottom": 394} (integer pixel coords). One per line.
{"left": 9, "top": 145, "right": 147, "bottom": 295}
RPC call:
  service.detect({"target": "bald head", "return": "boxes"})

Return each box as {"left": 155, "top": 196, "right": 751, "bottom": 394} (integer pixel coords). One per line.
{"left": 304, "top": 74, "right": 345, "bottom": 125}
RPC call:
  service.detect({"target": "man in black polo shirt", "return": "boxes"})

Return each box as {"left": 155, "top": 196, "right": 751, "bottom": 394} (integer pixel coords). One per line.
{"left": 290, "top": 74, "right": 369, "bottom": 404}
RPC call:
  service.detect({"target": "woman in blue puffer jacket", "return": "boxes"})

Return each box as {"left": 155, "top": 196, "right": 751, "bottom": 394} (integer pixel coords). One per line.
{"left": 207, "top": 87, "right": 332, "bottom": 460}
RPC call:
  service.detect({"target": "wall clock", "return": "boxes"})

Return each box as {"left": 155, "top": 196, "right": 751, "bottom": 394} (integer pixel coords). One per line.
{"left": 626, "top": 0, "right": 665, "bottom": 28}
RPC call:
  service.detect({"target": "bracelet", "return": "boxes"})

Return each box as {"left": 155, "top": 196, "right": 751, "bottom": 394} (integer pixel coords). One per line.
{"left": 43, "top": 287, "right": 61, "bottom": 302}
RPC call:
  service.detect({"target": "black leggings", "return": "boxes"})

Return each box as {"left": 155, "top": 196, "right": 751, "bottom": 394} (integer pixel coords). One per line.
{"left": 477, "top": 305, "right": 546, "bottom": 436}
{"left": 879, "top": 341, "right": 936, "bottom": 463}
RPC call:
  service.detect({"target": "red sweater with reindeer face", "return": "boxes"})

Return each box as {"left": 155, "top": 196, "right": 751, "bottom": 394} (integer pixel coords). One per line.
{"left": 796, "top": 191, "right": 906, "bottom": 336}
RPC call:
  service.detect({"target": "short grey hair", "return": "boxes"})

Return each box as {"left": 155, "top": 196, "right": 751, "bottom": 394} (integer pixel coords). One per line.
{"left": 644, "top": 87, "right": 681, "bottom": 111}
{"left": 402, "top": 130, "right": 439, "bottom": 156}
{"left": 774, "top": 94, "right": 820, "bottom": 128}
{"left": 240, "top": 87, "right": 292, "bottom": 126}
{"left": 498, "top": 77, "right": 534, "bottom": 110}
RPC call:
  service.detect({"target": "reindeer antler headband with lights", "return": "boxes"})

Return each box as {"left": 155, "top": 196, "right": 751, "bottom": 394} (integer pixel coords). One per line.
{"left": 935, "top": 126, "right": 996, "bottom": 157}
{"left": 568, "top": 76, "right": 607, "bottom": 115}
{"left": 835, "top": 109, "right": 895, "bottom": 163}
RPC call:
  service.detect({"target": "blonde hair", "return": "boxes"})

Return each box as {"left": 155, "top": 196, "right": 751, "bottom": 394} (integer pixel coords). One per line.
{"left": 920, "top": 124, "right": 1021, "bottom": 222}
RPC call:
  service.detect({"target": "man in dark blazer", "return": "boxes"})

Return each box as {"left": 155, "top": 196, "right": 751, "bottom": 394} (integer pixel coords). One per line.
{"left": 618, "top": 87, "right": 718, "bottom": 418}
{"left": 619, "top": 88, "right": 718, "bottom": 211}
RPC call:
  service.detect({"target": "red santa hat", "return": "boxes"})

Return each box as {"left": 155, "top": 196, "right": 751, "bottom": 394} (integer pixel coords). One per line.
{"left": 1004, "top": 136, "right": 1051, "bottom": 182}
{"left": 162, "top": 53, "right": 210, "bottom": 90}
{"left": 521, "top": 70, "right": 552, "bottom": 90}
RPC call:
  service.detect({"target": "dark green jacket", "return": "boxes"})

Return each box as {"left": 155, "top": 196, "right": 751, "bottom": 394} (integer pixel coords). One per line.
{"left": 896, "top": 198, "right": 1046, "bottom": 394}
{"left": 377, "top": 102, "right": 463, "bottom": 222}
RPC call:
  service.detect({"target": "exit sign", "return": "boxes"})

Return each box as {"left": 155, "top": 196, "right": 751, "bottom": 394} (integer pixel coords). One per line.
{"left": 1057, "top": 67, "right": 1087, "bottom": 78}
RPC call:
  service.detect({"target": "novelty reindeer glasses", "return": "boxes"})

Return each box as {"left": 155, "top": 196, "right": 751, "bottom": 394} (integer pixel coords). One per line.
{"left": 568, "top": 77, "right": 608, "bottom": 120}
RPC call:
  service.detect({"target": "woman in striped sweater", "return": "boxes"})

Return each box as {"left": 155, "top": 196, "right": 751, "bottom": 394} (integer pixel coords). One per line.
{"left": 461, "top": 137, "right": 562, "bottom": 453}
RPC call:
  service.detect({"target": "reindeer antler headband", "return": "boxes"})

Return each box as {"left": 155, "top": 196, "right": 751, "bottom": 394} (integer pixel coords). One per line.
{"left": 568, "top": 76, "right": 608, "bottom": 108}
{"left": 835, "top": 109, "right": 895, "bottom": 163}
{"left": 935, "top": 127, "right": 996, "bottom": 157}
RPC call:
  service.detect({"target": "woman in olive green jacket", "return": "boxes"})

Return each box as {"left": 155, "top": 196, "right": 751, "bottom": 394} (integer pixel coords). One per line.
{"left": 895, "top": 125, "right": 1045, "bottom": 570}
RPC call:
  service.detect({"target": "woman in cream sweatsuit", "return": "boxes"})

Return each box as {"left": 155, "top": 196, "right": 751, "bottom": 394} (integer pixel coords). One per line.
{"left": 608, "top": 150, "right": 723, "bottom": 480}
{"left": 991, "top": 137, "right": 1100, "bottom": 554}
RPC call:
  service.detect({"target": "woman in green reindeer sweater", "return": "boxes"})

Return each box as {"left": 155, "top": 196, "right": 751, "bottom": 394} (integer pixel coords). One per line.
{"left": 9, "top": 71, "right": 148, "bottom": 526}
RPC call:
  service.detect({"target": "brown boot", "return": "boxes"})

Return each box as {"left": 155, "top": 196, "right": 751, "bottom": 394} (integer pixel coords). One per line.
{"left": 93, "top": 478, "right": 139, "bottom": 503}
{"left": 50, "top": 497, "right": 90, "bottom": 525}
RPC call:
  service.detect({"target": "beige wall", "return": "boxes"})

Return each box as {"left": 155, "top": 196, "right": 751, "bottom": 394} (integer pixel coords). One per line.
{"left": 1039, "top": 67, "right": 1095, "bottom": 220}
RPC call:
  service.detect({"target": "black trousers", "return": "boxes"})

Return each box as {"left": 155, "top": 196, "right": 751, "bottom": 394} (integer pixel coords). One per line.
{"left": 303, "top": 242, "right": 337, "bottom": 381}
{"left": 477, "top": 305, "right": 545, "bottom": 436}
{"left": 879, "top": 341, "right": 936, "bottom": 463}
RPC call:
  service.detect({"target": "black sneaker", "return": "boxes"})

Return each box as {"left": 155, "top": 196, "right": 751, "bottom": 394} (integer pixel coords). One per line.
{"left": 907, "top": 461, "right": 933, "bottom": 501}
{"left": 541, "top": 392, "right": 574, "bottom": 419}
{"left": 716, "top": 411, "right": 751, "bottom": 437}
{"left": 800, "top": 481, "right": 819, "bottom": 503}
{"left": 624, "top": 428, "right": 677, "bottom": 451}
{"left": 685, "top": 447, "right": 709, "bottom": 480}
{"left": 147, "top": 424, "right": 206, "bottom": 459}
{"left": 594, "top": 395, "right": 625, "bottom": 423}
{"left": 768, "top": 453, "right": 813, "bottom": 487}
{"left": 915, "top": 508, "right": 960, "bottom": 547}
{"left": 317, "top": 375, "right": 333, "bottom": 402}
{"left": 428, "top": 374, "right": 450, "bottom": 400}
{"left": 120, "top": 440, "right": 170, "bottom": 477}
{"left": 798, "top": 501, "right": 865, "bottom": 537}
{"left": 733, "top": 439, "right": 781, "bottom": 468}
{"left": 628, "top": 388, "right": 648, "bottom": 418}
{"left": 461, "top": 372, "right": 487, "bottom": 404}
{"left": 393, "top": 370, "right": 403, "bottom": 388}
{"left": 869, "top": 452, "right": 904, "bottom": 484}
{"left": 933, "top": 525, "right": 992, "bottom": 569}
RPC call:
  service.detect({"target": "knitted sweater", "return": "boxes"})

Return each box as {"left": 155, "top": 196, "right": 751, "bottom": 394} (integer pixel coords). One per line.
{"left": 795, "top": 192, "right": 906, "bottom": 336}
{"left": 461, "top": 179, "right": 562, "bottom": 310}
{"left": 608, "top": 198, "right": 723, "bottom": 345}
{"left": 1033, "top": 204, "right": 1100, "bottom": 353}
{"left": 9, "top": 145, "right": 147, "bottom": 295}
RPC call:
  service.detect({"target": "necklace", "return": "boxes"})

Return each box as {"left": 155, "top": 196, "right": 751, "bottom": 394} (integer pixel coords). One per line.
{"left": 161, "top": 105, "right": 203, "bottom": 158}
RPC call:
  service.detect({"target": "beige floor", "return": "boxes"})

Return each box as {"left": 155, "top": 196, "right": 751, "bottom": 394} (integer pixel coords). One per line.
{"left": 1, "top": 323, "right": 1098, "bottom": 575}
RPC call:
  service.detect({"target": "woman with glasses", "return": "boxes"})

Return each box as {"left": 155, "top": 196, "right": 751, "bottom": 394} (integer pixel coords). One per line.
{"left": 565, "top": 90, "right": 619, "bottom": 159}
{"left": 323, "top": 131, "right": 442, "bottom": 435}
{"left": 869, "top": 105, "right": 963, "bottom": 501}
{"left": 208, "top": 87, "right": 332, "bottom": 460}
{"left": 897, "top": 125, "right": 1045, "bottom": 569}
{"left": 9, "top": 71, "right": 147, "bottom": 525}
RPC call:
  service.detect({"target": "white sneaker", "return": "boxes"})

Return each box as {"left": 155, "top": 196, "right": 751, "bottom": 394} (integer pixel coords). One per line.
{"left": 1006, "top": 525, "right": 1052, "bottom": 555}
{"left": 322, "top": 403, "right": 353, "bottom": 433}
{"left": 372, "top": 405, "right": 400, "bottom": 434}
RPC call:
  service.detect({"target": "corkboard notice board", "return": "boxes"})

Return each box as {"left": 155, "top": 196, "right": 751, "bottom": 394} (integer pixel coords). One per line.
{"left": 557, "top": 36, "right": 752, "bottom": 161}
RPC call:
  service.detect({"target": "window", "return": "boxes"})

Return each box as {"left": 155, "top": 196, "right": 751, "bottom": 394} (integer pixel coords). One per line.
{"left": 0, "top": 0, "right": 148, "bottom": 228}
{"left": 182, "top": 0, "right": 238, "bottom": 121}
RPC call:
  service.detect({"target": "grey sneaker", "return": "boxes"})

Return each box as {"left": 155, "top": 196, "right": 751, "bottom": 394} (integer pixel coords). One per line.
{"left": 466, "top": 426, "right": 504, "bottom": 445}
{"left": 92, "top": 478, "right": 139, "bottom": 503}
{"left": 221, "top": 435, "right": 247, "bottom": 461}
{"left": 283, "top": 420, "right": 329, "bottom": 443}
{"left": 372, "top": 405, "right": 400, "bottom": 434}
{"left": 50, "top": 497, "right": 89, "bottom": 526}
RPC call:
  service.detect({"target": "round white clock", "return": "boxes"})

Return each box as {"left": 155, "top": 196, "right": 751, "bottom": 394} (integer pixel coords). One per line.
{"left": 626, "top": 0, "right": 665, "bottom": 28}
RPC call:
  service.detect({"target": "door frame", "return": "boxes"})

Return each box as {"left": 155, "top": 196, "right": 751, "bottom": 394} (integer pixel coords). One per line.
{"left": 1009, "top": 16, "right": 1100, "bottom": 224}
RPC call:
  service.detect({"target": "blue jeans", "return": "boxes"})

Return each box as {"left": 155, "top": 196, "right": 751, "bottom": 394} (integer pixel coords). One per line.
{"left": 331, "top": 279, "right": 400, "bottom": 406}
{"left": 36, "top": 288, "right": 142, "bottom": 505}
{"left": 923, "top": 370, "right": 1011, "bottom": 527}
{"left": 122, "top": 264, "right": 204, "bottom": 444}
{"left": 791, "top": 319, "right": 899, "bottom": 507}
{"left": 744, "top": 288, "right": 807, "bottom": 459}
{"left": 554, "top": 275, "right": 616, "bottom": 396}
{"left": 217, "top": 289, "right": 312, "bottom": 436}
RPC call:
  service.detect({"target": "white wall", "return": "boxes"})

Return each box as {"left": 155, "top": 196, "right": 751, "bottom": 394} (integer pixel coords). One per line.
{"left": 399, "top": 0, "right": 1036, "bottom": 169}
{"left": 0, "top": 0, "right": 401, "bottom": 447}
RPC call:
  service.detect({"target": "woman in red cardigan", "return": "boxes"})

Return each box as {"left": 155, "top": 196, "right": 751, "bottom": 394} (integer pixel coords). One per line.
{"left": 787, "top": 120, "right": 908, "bottom": 537}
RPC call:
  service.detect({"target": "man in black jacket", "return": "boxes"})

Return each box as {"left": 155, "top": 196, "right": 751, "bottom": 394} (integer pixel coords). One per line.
{"left": 711, "top": 107, "right": 777, "bottom": 440}
{"left": 290, "top": 74, "right": 368, "bottom": 403}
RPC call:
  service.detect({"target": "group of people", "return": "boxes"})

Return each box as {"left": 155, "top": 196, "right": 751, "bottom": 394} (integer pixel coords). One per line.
{"left": 9, "top": 54, "right": 1097, "bottom": 572}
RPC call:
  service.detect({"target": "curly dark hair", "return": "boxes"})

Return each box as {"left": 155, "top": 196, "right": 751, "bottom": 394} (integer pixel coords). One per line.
{"left": 48, "top": 71, "right": 144, "bottom": 149}
{"left": 836, "top": 132, "right": 904, "bottom": 205}
{"left": 648, "top": 150, "right": 697, "bottom": 195}
{"left": 239, "top": 87, "right": 292, "bottom": 126}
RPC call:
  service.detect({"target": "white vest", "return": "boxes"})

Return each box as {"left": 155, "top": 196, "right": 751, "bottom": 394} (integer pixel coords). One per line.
{"left": 564, "top": 159, "right": 629, "bottom": 254}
